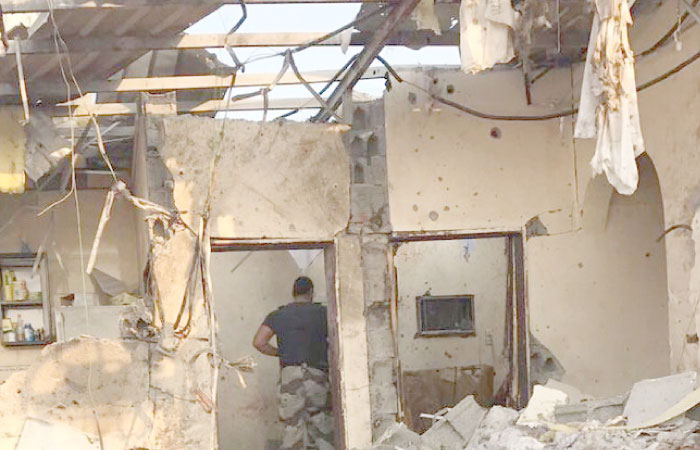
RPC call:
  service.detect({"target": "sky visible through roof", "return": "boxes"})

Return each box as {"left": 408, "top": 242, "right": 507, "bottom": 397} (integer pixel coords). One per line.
{"left": 186, "top": 4, "right": 461, "bottom": 120}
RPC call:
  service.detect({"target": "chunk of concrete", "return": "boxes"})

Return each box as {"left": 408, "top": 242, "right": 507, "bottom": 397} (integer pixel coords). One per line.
{"left": 516, "top": 385, "right": 568, "bottom": 427}
{"left": 466, "top": 406, "right": 520, "bottom": 449}
{"left": 544, "top": 379, "right": 589, "bottom": 404}
{"left": 623, "top": 371, "right": 697, "bottom": 427}
{"left": 373, "top": 422, "right": 430, "bottom": 450}
{"left": 554, "top": 395, "right": 626, "bottom": 424}
{"left": 421, "top": 395, "right": 486, "bottom": 450}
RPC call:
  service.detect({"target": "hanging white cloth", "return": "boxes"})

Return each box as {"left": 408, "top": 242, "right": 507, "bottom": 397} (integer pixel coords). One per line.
{"left": 459, "top": 0, "right": 518, "bottom": 74}
{"left": 412, "top": 0, "right": 442, "bottom": 35}
{"left": 575, "top": 0, "right": 644, "bottom": 196}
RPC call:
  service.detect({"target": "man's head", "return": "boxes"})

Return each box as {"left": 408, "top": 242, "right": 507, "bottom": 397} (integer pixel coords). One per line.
{"left": 292, "top": 276, "right": 314, "bottom": 302}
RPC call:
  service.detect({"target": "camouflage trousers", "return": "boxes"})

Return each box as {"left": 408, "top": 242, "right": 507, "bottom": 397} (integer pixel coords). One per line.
{"left": 278, "top": 365, "right": 335, "bottom": 450}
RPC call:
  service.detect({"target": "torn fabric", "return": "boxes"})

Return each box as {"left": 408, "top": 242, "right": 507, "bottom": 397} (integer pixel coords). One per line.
{"left": 412, "top": 0, "right": 442, "bottom": 35}
{"left": 574, "top": 0, "right": 644, "bottom": 196}
{"left": 459, "top": 0, "right": 518, "bottom": 74}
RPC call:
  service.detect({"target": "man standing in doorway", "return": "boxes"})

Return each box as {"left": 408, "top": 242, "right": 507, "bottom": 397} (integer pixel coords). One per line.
{"left": 253, "top": 276, "right": 334, "bottom": 450}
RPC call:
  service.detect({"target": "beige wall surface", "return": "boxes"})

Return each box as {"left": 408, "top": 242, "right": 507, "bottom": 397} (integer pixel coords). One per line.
{"left": 158, "top": 117, "right": 350, "bottom": 240}
{"left": 383, "top": 5, "right": 692, "bottom": 393}
{"left": 211, "top": 249, "right": 327, "bottom": 450}
{"left": 0, "top": 190, "right": 139, "bottom": 372}
{"left": 528, "top": 156, "right": 669, "bottom": 396}
{"left": 395, "top": 237, "right": 510, "bottom": 391}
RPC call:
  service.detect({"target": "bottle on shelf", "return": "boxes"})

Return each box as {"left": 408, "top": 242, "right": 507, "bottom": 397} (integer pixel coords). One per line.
{"left": 14, "top": 314, "right": 24, "bottom": 342}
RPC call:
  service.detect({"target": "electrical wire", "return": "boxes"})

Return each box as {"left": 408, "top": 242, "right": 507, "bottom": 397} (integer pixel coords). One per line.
{"left": 637, "top": 0, "right": 699, "bottom": 58}
{"left": 44, "top": 1, "right": 107, "bottom": 448}
{"left": 385, "top": 46, "right": 700, "bottom": 121}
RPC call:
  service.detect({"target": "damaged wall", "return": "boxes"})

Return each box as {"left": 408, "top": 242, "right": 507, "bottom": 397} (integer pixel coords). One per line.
{"left": 384, "top": 63, "right": 671, "bottom": 396}
{"left": 0, "top": 191, "right": 139, "bottom": 376}
{"left": 157, "top": 117, "right": 351, "bottom": 239}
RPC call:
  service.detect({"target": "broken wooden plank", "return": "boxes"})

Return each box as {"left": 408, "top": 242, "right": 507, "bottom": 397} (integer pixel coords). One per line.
{"left": 0, "top": 66, "right": 390, "bottom": 97}
{"left": 313, "top": 0, "right": 423, "bottom": 122}
{"left": 4, "top": 31, "right": 457, "bottom": 55}
{"left": 50, "top": 96, "right": 330, "bottom": 116}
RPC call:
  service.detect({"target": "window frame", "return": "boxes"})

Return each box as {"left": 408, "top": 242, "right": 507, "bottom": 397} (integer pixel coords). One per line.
{"left": 415, "top": 294, "right": 476, "bottom": 338}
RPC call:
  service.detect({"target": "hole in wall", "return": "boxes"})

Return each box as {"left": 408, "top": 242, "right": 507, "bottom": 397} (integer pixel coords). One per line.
{"left": 490, "top": 127, "right": 502, "bottom": 139}
{"left": 446, "top": 85, "right": 455, "bottom": 94}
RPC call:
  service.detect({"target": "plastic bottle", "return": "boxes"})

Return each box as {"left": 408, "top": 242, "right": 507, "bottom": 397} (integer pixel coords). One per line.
{"left": 24, "top": 324, "right": 35, "bottom": 342}
{"left": 14, "top": 314, "right": 24, "bottom": 342}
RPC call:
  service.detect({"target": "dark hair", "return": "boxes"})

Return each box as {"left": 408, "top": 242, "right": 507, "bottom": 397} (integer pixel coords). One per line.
{"left": 293, "top": 276, "right": 314, "bottom": 297}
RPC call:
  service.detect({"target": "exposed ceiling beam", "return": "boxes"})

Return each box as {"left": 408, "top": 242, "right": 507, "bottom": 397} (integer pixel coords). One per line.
{"left": 313, "top": 0, "right": 422, "bottom": 121}
{"left": 4, "top": 31, "right": 457, "bottom": 55}
{"left": 0, "top": 66, "right": 390, "bottom": 97}
{"left": 50, "top": 96, "right": 336, "bottom": 116}
{"left": 2, "top": 0, "right": 458, "bottom": 13}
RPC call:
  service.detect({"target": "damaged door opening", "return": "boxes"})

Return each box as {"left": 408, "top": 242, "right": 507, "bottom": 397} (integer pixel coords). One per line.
{"left": 390, "top": 232, "right": 529, "bottom": 433}
{"left": 209, "top": 239, "right": 343, "bottom": 450}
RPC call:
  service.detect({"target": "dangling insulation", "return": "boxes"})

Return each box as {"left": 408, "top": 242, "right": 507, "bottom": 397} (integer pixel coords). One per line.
{"left": 459, "top": 0, "right": 518, "bottom": 74}
{"left": 575, "top": 0, "right": 644, "bottom": 196}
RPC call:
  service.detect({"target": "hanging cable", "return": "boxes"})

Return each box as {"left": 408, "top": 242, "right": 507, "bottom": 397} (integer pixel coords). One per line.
{"left": 379, "top": 46, "right": 700, "bottom": 121}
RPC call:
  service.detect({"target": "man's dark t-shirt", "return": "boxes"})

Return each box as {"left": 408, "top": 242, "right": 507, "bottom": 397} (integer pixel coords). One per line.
{"left": 263, "top": 302, "right": 328, "bottom": 370}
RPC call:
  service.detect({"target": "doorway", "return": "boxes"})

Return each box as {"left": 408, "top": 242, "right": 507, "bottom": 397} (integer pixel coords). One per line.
{"left": 391, "top": 233, "right": 528, "bottom": 432}
{"left": 209, "top": 241, "right": 342, "bottom": 450}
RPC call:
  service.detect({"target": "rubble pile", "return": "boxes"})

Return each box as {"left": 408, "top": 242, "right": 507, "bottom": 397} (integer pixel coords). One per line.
{"left": 371, "top": 372, "right": 700, "bottom": 450}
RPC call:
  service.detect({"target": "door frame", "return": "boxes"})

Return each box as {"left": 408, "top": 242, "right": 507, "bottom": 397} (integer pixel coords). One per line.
{"left": 388, "top": 230, "right": 531, "bottom": 413}
{"left": 210, "top": 238, "right": 346, "bottom": 448}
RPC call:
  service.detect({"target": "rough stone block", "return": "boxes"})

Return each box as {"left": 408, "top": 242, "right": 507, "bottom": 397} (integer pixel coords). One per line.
{"left": 554, "top": 395, "right": 626, "bottom": 423}
{"left": 624, "top": 371, "right": 697, "bottom": 427}
{"left": 422, "top": 395, "right": 486, "bottom": 450}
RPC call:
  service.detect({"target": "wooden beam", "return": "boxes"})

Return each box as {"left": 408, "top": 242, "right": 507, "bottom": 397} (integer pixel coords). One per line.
{"left": 5, "top": 30, "right": 458, "bottom": 55}
{"left": 2, "top": 0, "right": 458, "bottom": 13}
{"left": 313, "top": 0, "right": 422, "bottom": 121}
{"left": 0, "top": 66, "right": 390, "bottom": 97}
{"left": 51, "top": 96, "right": 330, "bottom": 116}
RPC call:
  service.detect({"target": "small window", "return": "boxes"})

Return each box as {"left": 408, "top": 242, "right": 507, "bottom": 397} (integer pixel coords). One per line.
{"left": 416, "top": 295, "right": 475, "bottom": 337}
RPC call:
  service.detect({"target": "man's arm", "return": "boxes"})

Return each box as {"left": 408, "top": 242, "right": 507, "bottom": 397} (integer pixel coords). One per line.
{"left": 253, "top": 324, "right": 279, "bottom": 357}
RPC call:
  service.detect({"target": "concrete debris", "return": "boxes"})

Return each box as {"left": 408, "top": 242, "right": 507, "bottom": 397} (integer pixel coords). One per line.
{"left": 516, "top": 385, "right": 568, "bottom": 426}
{"left": 554, "top": 395, "right": 626, "bottom": 424}
{"left": 544, "top": 379, "right": 589, "bottom": 404}
{"left": 623, "top": 371, "right": 698, "bottom": 428}
{"left": 373, "top": 422, "right": 431, "bottom": 450}
{"left": 421, "top": 395, "right": 487, "bottom": 449}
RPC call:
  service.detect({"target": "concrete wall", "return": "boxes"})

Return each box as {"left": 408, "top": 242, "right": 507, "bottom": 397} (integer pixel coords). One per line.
{"left": 211, "top": 249, "right": 327, "bottom": 450}
{"left": 0, "top": 191, "right": 139, "bottom": 373}
{"left": 528, "top": 156, "right": 669, "bottom": 396}
{"left": 384, "top": 59, "right": 671, "bottom": 395}
{"left": 395, "top": 238, "right": 509, "bottom": 391}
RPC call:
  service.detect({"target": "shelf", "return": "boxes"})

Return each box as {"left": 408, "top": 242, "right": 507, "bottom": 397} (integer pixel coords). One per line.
{"left": 1, "top": 302, "right": 43, "bottom": 308}
{"left": 2, "top": 340, "right": 52, "bottom": 347}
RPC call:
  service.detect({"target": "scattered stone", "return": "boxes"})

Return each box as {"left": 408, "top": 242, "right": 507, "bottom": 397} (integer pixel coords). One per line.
{"left": 373, "top": 422, "right": 431, "bottom": 450}
{"left": 554, "top": 395, "right": 626, "bottom": 424}
{"left": 422, "top": 395, "right": 486, "bottom": 450}
{"left": 517, "top": 385, "right": 568, "bottom": 427}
